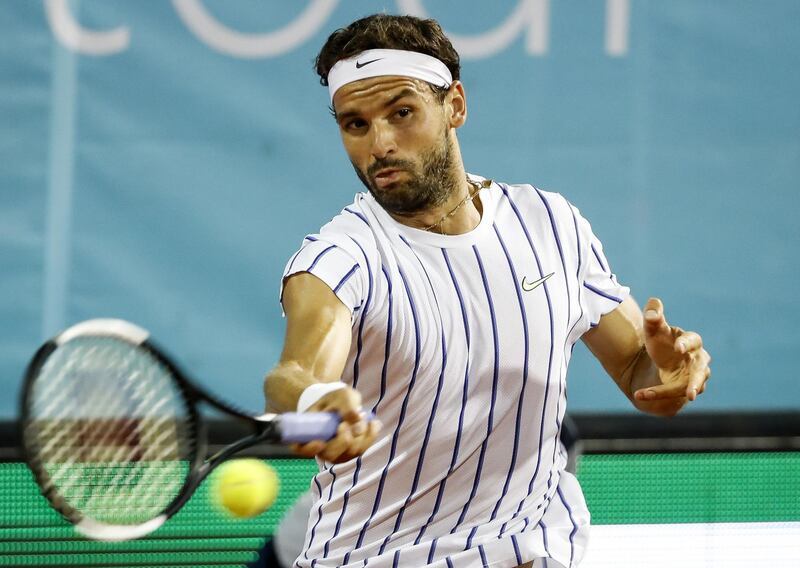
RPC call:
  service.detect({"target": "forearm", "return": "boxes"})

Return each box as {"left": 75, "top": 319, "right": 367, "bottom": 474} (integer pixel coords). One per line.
{"left": 585, "top": 296, "right": 708, "bottom": 417}
{"left": 263, "top": 361, "right": 322, "bottom": 413}
{"left": 266, "top": 273, "right": 353, "bottom": 413}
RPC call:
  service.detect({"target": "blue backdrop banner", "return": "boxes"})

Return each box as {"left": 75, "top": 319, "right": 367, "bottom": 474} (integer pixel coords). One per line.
{"left": 1, "top": 0, "right": 798, "bottom": 417}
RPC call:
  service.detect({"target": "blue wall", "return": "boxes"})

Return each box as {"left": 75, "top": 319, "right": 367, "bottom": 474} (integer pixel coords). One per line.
{"left": 1, "top": 0, "right": 798, "bottom": 417}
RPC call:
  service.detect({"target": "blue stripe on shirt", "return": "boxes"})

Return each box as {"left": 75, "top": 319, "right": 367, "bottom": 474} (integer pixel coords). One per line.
{"left": 564, "top": 205, "right": 586, "bottom": 341}
{"left": 378, "top": 311, "right": 448, "bottom": 555}
{"left": 304, "top": 471, "right": 334, "bottom": 565}
{"left": 297, "top": 477, "right": 324, "bottom": 567}
{"left": 512, "top": 533, "right": 523, "bottom": 565}
{"left": 534, "top": 188, "right": 572, "bottom": 328}
{"left": 333, "top": 264, "right": 358, "bottom": 293}
{"left": 341, "top": 265, "right": 395, "bottom": 567}
{"left": 322, "top": 239, "right": 373, "bottom": 560}
{"left": 353, "top": 265, "right": 422, "bottom": 551}
{"left": 557, "top": 485, "right": 579, "bottom": 568}
{"left": 534, "top": 190, "right": 572, "bottom": 495}
{"left": 479, "top": 544, "right": 488, "bottom": 565}
{"left": 306, "top": 244, "right": 336, "bottom": 272}
{"left": 489, "top": 223, "right": 530, "bottom": 524}
{"left": 348, "top": 237, "right": 373, "bottom": 390}
{"left": 458, "top": 245, "right": 501, "bottom": 547}
{"left": 344, "top": 206, "right": 369, "bottom": 225}
{"left": 591, "top": 242, "right": 608, "bottom": 273}
{"left": 415, "top": 249, "right": 472, "bottom": 552}
{"left": 583, "top": 281, "right": 623, "bottom": 303}
{"left": 540, "top": 518, "right": 551, "bottom": 557}
{"left": 376, "top": 237, "right": 450, "bottom": 556}
{"left": 428, "top": 538, "right": 438, "bottom": 564}
{"left": 377, "top": 265, "right": 394, "bottom": 409}
{"left": 498, "top": 183, "right": 557, "bottom": 532}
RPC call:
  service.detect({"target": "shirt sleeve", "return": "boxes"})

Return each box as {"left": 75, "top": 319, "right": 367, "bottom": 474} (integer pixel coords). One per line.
{"left": 280, "top": 237, "right": 364, "bottom": 316}
{"left": 573, "top": 206, "right": 630, "bottom": 327}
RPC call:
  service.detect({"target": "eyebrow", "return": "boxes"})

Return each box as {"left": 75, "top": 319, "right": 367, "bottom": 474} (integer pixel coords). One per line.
{"left": 335, "top": 88, "right": 417, "bottom": 123}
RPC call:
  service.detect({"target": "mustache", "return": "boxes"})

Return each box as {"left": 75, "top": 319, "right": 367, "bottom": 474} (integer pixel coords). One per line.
{"left": 367, "top": 158, "right": 415, "bottom": 178}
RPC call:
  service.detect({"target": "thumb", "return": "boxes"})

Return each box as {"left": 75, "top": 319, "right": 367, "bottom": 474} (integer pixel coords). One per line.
{"left": 643, "top": 297, "right": 670, "bottom": 338}
{"left": 331, "top": 388, "right": 364, "bottom": 424}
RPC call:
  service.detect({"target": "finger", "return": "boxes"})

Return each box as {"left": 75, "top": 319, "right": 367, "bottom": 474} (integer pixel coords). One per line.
{"left": 315, "top": 390, "right": 363, "bottom": 423}
{"left": 318, "top": 422, "right": 355, "bottom": 463}
{"left": 634, "top": 381, "right": 687, "bottom": 401}
{"left": 643, "top": 297, "right": 670, "bottom": 336}
{"left": 335, "top": 420, "right": 383, "bottom": 463}
{"left": 316, "top": 405, "right": 362, "bottom": 427}
{"left": 675, "top": 331, "right": 703, "bottom": 354}
{"left": 350, "top": 411, "right": 371, "bottom": 437}
{"left": 291, "top": 440, "right": 326, "bottom": 458}
{"left": 351, "top": 419, "right": 382, "bottom": 455}
{"left": 703, "top": 366, "right": 711, "bottom": 390}
{"left": 339, "top": 405, "right": 362, "bottom": 424}
{"left": 686, "top": 369, "right": 705, "bottom": 400}
{"left": 693, "top": 366, "right": 711, "bottom": 395}
{"left": 321, "top": 406, "right": 364, "bottom": 438}
{"left": 686, "top": 360, "right": 711, "bottom": 400}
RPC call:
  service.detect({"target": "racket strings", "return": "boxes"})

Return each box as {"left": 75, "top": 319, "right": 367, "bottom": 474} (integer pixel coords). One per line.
{"left": 24, "top": 337, "right": 194, "bottom": 525}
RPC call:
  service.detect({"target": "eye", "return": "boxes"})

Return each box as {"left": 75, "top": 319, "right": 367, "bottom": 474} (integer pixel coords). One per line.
{"left": 345, "top": 118, "right": 367, "bottom": 131}
{"left": 396, "top": 108, "right": 411, "bottom": 118}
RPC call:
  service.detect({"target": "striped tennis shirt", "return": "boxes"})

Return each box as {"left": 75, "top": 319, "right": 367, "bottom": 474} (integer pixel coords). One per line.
{"left": 281, "top": 176, "right": 629, "bottom": 568}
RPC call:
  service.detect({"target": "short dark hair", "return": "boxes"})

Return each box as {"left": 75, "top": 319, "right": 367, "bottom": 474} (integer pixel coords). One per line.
{"left": 315, "top": 13, "right": 461, "bottom": 98}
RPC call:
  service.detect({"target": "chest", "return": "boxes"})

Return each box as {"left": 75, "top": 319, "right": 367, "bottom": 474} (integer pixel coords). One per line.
{"left": 363, "top": 221, "right": 583, "bottom": 378}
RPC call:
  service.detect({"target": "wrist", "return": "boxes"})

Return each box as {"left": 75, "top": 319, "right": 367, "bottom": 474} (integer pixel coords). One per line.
{"left": 636, "top": 396, "right": 687, "bottom": 417}
{"left": 296, "top": 381, "right": 348, "bottom": 412}
{"left": 623, "top": 345, "right": 652, "bottom": 396}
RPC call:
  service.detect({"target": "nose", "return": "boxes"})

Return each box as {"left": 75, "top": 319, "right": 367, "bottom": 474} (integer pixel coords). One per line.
{"left": 369, "top": 122, "right": 396, "bottom": 160}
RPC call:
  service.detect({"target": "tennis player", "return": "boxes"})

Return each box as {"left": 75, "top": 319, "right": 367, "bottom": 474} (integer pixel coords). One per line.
{"left": 263, "top": 14, "right": 711, "bottom": 568}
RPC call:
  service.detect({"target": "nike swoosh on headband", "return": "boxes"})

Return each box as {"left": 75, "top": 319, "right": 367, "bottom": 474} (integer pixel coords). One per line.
{"left": 355, "top": 58, "right": 383, "bottom": 69}
{"left": 521, "top": 272, "right": 555, "bottom": 292}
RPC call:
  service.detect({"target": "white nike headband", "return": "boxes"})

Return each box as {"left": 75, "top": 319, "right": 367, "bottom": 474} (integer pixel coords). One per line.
{"left": 327, "top": 49, "right": 453, "bottom": 104}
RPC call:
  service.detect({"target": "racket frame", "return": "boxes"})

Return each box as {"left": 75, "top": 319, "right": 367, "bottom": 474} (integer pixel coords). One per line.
{"left": 19, "top": 319, "right": 280, "bottom": 541}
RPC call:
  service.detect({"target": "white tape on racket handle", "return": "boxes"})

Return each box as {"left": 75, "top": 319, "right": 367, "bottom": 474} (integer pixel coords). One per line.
{"left": 296, "top": 381, "right": 348, "bottom": 413}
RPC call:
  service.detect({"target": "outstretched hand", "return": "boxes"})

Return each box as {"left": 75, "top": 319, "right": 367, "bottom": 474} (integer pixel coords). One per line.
{"left": 634, "top": 298, "right": 711, "bottom": 403}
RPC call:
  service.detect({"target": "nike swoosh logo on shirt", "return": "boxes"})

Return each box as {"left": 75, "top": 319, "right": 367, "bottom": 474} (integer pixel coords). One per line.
{"left": 521, "top": 272, "right": 555, "bottom": 292}
{"left": 355, "top": 58, "right": 382, "bottom": 68}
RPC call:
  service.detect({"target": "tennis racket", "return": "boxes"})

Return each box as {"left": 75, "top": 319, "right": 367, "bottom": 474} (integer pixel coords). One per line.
{"left": 20, "top": 318, "right": 360, "bottom": 542}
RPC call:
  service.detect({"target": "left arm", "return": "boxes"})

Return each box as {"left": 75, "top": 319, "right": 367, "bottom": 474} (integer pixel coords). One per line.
{"left": 582, "top": 296, "right": 712, "bottom": 417}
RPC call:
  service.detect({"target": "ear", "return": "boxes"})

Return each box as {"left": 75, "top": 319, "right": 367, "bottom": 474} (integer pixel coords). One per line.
{"left": 446, "top": 81, "right": 467, "bottom": 128}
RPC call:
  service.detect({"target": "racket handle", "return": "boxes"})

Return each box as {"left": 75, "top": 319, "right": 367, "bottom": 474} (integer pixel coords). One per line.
{"left": 280, "top": 411, "right": 375, "bottom": 443}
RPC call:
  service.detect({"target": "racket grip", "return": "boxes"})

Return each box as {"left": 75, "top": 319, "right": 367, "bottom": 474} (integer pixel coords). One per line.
{"left": 280, "top": 411, "right": 375, "bottom": 443}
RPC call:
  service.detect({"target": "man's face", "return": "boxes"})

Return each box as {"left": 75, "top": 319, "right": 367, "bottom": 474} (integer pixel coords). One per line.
{"left": 333, "top": 76, "right": 457, "bottom": 215}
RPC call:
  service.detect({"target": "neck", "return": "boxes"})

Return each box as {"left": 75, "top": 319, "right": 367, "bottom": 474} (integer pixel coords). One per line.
{"left": 388, "top": 169, "right": 484, "bottom": 235}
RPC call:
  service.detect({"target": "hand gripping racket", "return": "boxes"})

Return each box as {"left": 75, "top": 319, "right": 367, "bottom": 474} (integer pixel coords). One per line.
{"left": 20, "top": 318, "right": 360, "bottom": 542}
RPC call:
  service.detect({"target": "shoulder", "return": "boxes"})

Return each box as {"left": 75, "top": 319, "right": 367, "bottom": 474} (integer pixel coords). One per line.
{"left": 303, "top": 195, "right": 379, "bottom": 264}
{"left": 281, "top": 196, "right": 379, "bottom": 312}
{"left": 494, "top": 180, "right": 578, "bottom": 222}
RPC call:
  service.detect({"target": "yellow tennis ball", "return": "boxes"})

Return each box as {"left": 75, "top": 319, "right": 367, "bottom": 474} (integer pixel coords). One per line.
{"left": 213, "top": 459, "right": 279, "bottom": 518}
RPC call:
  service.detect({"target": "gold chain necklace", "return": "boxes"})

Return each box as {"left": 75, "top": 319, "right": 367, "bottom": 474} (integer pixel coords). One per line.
{"left": 421, "top": 177, "right": 492, "bottom": 233}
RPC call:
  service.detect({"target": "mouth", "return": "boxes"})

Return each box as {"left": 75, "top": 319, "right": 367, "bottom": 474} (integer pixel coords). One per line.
{"left": 373, "top": 168, "right": 405, "bottom": 188}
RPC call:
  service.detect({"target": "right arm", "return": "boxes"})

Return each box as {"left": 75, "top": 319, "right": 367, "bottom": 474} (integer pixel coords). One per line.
{"left": 264, "top": 272, "right": 381, "bottom": 463}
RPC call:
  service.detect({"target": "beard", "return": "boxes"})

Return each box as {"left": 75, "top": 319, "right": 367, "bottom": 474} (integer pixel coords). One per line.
{"left": 353, "top": 129, "right": 459, "bottom": 216}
